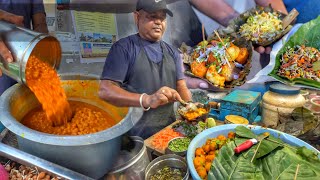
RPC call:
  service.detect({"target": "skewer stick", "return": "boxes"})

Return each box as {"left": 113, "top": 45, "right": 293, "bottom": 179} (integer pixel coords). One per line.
{"left": 294, "top": 164, "right": 300, "bottom": 180}
{"left": 214, "top": 30, "right": 231, "bottom": 68}
{"left": 214, "top": 30, "right": 231, "bottom": 56}
{"left": 202, "top": 24, "right": 206, "bottom": 52}
{"left": 250, "top": 140, "right": 262, "bottom": 163}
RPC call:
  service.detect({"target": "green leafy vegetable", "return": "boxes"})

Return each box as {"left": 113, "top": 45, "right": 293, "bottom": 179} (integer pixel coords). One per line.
{"left": 296, "top": 146, "right": 320, "bottom": 162}
{"left": 208, "top": 141, "right": 320, "bottom": 180}
{"left": 172, "top": 122, "right": 198, "bottom": 139}
{"left": 235, "top": 126, "right": 282, "bottom": 159}
{"left": 235, "top": 126, "right": 257, "bottom": 139}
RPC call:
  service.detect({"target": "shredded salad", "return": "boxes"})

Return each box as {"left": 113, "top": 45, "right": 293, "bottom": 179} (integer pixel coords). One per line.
{"left": 193, "top": 39, "right": 231, "bottom": 66}
{"left": 278, "top": 45, "right": 320, "bottom": 81}
{"left": 239, "top": 11, "right": 283, "bottom": 43}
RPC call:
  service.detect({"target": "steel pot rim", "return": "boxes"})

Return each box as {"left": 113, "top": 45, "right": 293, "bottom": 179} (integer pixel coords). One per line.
{"left": 0, "top": 83, "right": 143, "bottom": 146}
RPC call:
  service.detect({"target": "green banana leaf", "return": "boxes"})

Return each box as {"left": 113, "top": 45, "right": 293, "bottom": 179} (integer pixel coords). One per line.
{"left": 269, "top": 16, "right": 320, "bottom": 88}
{"left": 234, "top": 126, "right": 282, "bottom": 159}
{"left": 208, "top": 141, "right": 320, "bottom": 180}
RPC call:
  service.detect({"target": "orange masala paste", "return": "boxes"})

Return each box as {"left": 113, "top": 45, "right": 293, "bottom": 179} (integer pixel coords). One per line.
{"left": 22, "top": 101, "right": 116, "bottom": 135}
{"left": 23, "top": 56, "right": 116, "bottom": 135}
{"left": 25, "top": 56, "right": 72, "bottom": 126}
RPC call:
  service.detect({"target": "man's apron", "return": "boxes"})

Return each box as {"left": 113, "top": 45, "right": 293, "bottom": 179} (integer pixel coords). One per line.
{"left": 123, "top": 40, "right": 177, "bottom": 139}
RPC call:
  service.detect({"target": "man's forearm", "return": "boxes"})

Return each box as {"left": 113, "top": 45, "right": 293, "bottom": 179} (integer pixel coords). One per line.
{"left": 176, "top": 80, "right": 192, "bottom": 102}
{"left": 99, "top": 80, "right": 143, "bottom": 107}
{"left": 255, "top": 0, "right": 288, "bottom": 14}
{"left": 0, "top": 9, "right": 24, "bottom": 26}
{"left": 32, "top": 13, "right": 48, "bottom": 33}
{"left": 190, "top": 0, "right": 239, "bottom": 27}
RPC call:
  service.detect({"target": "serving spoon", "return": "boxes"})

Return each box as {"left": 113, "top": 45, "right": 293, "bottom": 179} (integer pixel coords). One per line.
{"left": 178, "top": 99, "right": 199, "bottom": 111}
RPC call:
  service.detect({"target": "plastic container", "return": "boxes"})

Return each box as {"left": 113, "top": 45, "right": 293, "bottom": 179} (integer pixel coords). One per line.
{"left": 105, "top": 136, "right": 150, "bottom": 180}
{"left": 0, "top": 20, "right": 61, "bottom": 84}
{"left": 261, "top": 83, "right": 305, "bottom": 128}
{"left": 187, "top": 124, "right": 320, "bottom": 180}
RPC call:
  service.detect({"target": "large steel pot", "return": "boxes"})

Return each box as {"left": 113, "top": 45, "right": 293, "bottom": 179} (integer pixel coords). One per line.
{"left": 0, "top": 74, "right": 143, "bottom": 179}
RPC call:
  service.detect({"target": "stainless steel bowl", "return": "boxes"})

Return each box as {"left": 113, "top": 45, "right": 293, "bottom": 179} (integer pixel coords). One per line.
{"left": 165, "top": 137, "right": 190, "bottom": 157}
{"left": 0, "top": 74, "right": 144, "bottom": 179}
{"left": 145, "top": 154, "right": 189, "bottom": 180}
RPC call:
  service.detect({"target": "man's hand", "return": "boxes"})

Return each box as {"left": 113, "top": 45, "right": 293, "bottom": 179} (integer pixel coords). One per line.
{"left": 143, "top": 86, "right": 183, "bottom": 109}
{"left": 255, "top": 46, "right": 272, "bottom": 54}
{"left": 0, "top": 10, "right": 24, "bottom": 76}
{"left": 185, "top": 76, "right": 209, "bottom": 89}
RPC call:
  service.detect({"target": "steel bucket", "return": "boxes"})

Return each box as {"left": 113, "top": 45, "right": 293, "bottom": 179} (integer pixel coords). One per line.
{"left": 0, "top": 20, "right": 61, "bottom": 84}
{"left": 0, "top": 74, "right": 143, "bottom": 179}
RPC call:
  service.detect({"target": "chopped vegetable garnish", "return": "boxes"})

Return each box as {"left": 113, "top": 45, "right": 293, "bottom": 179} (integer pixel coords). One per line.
{"left": 239, "top": 11, "right": 283, "bottom": 44}
{"left": 168, "top": 137, "right": 191, "bottom": 152}
{"left": 278, "top": 45, "right": 320, "bottom": 81}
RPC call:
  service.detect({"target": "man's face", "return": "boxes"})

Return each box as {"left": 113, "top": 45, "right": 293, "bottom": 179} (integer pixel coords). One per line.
{"left": 135, "top": 10, "right": 167, "bottom": 42}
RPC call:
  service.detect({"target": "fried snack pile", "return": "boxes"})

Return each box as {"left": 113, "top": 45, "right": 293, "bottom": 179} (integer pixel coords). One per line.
{"left": 190, "top": 39, "right": 249, "bottom": 87}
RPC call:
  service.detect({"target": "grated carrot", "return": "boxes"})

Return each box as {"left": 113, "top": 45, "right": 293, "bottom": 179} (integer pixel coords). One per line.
{"left": 151, "top": 128, "right": 183, "bottom": 151}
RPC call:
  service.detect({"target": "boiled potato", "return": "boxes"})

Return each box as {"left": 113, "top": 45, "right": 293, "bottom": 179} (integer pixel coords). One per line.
{"left": 235, "top": 47, "right": 249, "bottom": 64}
{"left": 206, "top": 65, "right": 225, "bottom": 87}
{"left": 226, "top": 45, "right": 240, "bottom": 61}
{"left": 220, "top": 63, "right": 235, "bottom": 82}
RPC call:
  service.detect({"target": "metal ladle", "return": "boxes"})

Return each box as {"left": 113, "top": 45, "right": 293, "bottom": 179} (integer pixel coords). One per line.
{"left": 179, "top": 99, "right": 198, "bottom": 111}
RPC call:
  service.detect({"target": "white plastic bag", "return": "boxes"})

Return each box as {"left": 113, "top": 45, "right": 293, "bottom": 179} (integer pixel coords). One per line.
{"left": 247, "top": 24, "right": 303, "bottom": 84}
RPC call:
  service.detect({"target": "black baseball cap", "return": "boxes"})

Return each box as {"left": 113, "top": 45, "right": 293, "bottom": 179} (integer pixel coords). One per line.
{"left": 136, "top": 0, "right": 173, "bottom": 17}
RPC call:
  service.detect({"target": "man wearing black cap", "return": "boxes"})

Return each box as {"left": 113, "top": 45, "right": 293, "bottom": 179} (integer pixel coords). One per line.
{"left": 98, "top": 0, "right": 192, "bottom": 139}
